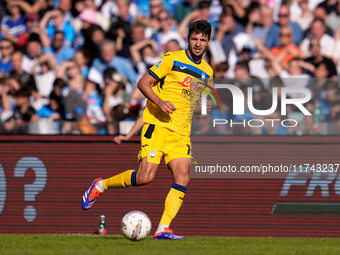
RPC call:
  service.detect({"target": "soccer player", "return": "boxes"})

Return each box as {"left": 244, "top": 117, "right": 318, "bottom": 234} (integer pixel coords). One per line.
{"left": 81, "top": 20, "right": 213, "bottom": 240}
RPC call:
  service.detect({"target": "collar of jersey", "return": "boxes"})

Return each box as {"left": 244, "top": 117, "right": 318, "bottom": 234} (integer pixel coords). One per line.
{"left": 185, "top": 49, "right": 201, "bottom": 65}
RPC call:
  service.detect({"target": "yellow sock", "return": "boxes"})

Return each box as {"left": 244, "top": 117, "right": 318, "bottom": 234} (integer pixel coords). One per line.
{"left": 103, "top": 170, "right": 137, "bottom": 190}
{"left": 159, "top": 184, "right": 187, "bottom": 226}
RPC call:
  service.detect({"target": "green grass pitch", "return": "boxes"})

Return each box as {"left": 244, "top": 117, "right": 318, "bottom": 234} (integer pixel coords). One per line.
{"left": 1, "top": 235, "right": 340, "bottom": 255}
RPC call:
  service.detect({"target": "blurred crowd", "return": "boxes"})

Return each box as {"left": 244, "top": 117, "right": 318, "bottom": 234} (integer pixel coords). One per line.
{"left": 0, "top": 0, "right": 339, "bottom": 135}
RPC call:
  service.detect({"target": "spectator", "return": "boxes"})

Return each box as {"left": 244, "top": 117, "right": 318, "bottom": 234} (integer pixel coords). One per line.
{"left": 300, "top": 18, "right": 335, "bottom": 58}
{"left": 265, "top": 5, "right": 302, "bottom": 48}
{"left": 136, "top": 0, "right": 165, "bottom": 31}
{"left": 61, "top": 61, "right": 87, "bottom": 133}
{"left": 246, "top": 5, "right": 273, "bottom": 42}
{"left": 0, "top": 78, "right": 13, "bottom": 123}
{"left": 39, "top": 8, "right": 75, "bottom": 47}
{"left": 1, "top": 1, "right": 27, "bottom": 47}
{"left": 303, "top": 6, "right": 334, "bottom": 37}
{"left": 263, "top": 110, "right": 290, "bottom": 135}
{"left": 325, "top": 0, "right": 340, "bottom": 33}
{"left": 57, "top": 0, "right": 73, "bottom": 23}
{"left": 35, "top": 91, "right": 61, "bottom": 124}
{"left": 101, "top": 0, "right": 138, "bottom": 22}
{"left": 131, "top": 23, "right": 146, "bottom": 44}
{"left": 10, "top": 51, "right": 37, "bottom": 93}
{"left": 152, "top": 10, "right": 179, "bottom": 52}
{"left": 88, "top": 39, "right": 137, "bottom": 89}
{"left": 40, "top": 30, "right": 75, "bottom": 66}
{"left": 11, "top": 0, "right": 46, "bottom": 16}
{"left": 22, "top": 34, "right": 43, "bottom": 74}
{"left": 209, "top": 85, "right": 233, "bottom": 135}
{"left": 4, "top": 73, "right": 22, "bottom": 96}
{"left": 105, "top": 0, "right": 134, "bottom": 59}
{"left": 178, "top": 1, "right": 212, "bottom": 39}
{"left": 78, "top": 0, "right": 110, "bottom": 32}
{"left": 23, "top": 12, "right": 40, "bottom": 35}
{"left": 102, "top": 67, "right": 137, "bottom": 134}
{"left": 31, "top": 53, "right": 58, "bottom": 105}
{"left": 4, "top": 86, "right": 39, "bottom": 134}
{"left": 57, "top": 60, "right": 85, "bottom": 90}
{"left": 291, "top": 0, "right": 314, "bottom": 31}
{"left": 304, "top": 39, "right": 337, "bottom": 78}
{"left": 83, "top": 25, "right": 105, "bottom": 63}
{"left": 233, "top": 60, "right": 265, "bottom": 92}
{"left": 130, "top": 38, "right": 159, "bottom": 93}
{"left": 215, "top": 12, "right": 245, "bottom": 57}
{"left": 0, "top": 39, "right": 14, "bottom": 77}
{"left": 256, "top": 26, "right": 300, "bottom": 70}
{"left": 175, "top": 0, "right": 199, "bottom": 24}
{"left": 163, "top": 38, "right": 181, "bottom": 53}
{"left": 82, "top": 79, "right": 106, "bottom": 125}
{"left": 272, "top": 57, "right": 311, "bottom": 99}
{"left": 74, "top": 49, "right": 90, "bottom": 78}
{"left": 308, "top": 61, "right": 337, "bottom": 101}
{"left": 73, "top": 8, "right": 97, "bottom": 50}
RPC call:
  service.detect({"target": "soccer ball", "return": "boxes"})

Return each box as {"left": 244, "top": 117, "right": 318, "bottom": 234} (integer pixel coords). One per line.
{"left": 120, "top": 211, "right": 152, "bottom": 241}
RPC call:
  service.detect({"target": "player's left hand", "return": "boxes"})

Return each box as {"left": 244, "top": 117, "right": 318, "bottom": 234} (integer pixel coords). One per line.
{"left": 113, "top": 135, "right": 127, "bottom": 145}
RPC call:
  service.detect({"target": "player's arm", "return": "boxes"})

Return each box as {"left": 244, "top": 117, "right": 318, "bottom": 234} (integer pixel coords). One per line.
{"left": 137, "top": 72, "right": 177, "bottom": 114}
{"left": 113, "top": 115, "right": 145, "bottom": 144}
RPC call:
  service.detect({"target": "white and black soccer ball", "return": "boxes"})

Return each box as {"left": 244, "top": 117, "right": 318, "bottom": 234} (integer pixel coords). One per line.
{"left": 120, "top": 211, "right": 152, "bottom": 241}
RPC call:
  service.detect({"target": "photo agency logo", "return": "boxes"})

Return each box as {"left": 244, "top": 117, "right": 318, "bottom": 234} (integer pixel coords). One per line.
{"left": 201, "top": 83, "right": 312, "bottom": 129}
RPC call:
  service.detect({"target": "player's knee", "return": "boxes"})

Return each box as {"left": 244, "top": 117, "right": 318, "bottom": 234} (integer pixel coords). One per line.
{"left": 136, "top": 173, "right": 155, "bottom": 186}
{"left": 174, "top": 172, "right": 190, "bottom": 187}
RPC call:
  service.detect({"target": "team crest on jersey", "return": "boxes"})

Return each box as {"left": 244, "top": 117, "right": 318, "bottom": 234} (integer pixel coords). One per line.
{"left": 150, "top": 150, "right": 156, "bottom": 158}
{"left": 155, "top": 59, "right": 163, "bottom": 68}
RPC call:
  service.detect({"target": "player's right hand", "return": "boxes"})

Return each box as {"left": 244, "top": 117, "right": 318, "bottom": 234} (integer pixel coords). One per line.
{"left": 113, "top": 135, "right": 127, "bottom": 145}
{"left": 157, "top": 100, "right": 177, "bottom": 114}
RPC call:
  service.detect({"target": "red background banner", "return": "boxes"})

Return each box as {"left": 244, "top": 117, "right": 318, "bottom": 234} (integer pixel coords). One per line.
{"left": 0, "top": 136, "right": 340, "bottom": 237}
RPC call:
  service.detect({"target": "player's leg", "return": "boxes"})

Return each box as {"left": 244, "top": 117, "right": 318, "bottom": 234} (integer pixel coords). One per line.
{"left": 81, "top": 158, "right": 159, "bottom": 210}
{"left": 103, "top": 157, "right": 159, "bottom": 188}
{"left": 82, "top": 123, "right": 164, "bottom": 210}
{"left": 154, "top": 157, "right": 190, "bottom": 240}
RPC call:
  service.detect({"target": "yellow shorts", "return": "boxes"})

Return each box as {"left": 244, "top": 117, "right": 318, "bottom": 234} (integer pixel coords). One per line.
{"left": 137, "top": 123, "right": 191, "bottom": 165}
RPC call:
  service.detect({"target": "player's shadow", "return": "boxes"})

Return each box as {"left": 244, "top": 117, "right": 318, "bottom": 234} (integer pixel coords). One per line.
{"left": 94, "top": 235, "right": 147, "bottom": 245}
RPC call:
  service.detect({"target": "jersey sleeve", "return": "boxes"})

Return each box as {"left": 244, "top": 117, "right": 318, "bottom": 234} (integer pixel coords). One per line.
{"left": 148, "top": 52, "right": 174, "bottom": 80}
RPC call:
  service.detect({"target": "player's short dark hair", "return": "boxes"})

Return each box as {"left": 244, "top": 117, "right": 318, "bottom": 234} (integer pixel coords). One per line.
{"left": 188, "top": 20, "right": 212, "bottom": 39}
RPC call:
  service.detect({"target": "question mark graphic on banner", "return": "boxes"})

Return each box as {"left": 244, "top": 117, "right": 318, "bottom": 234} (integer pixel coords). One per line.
{"left": 14, "top": 157, "right": 47, "bottom": 222}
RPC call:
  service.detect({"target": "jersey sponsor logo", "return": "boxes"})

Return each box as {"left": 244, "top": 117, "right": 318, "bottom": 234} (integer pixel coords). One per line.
{"left": 150, "top": 150, "right": 156, "bottom": 158}
{"left": 178, "top": 76, "right": 204, "bottom": 92}
{"left": 181, "top": 89, "right": 195, "bottom": 100}
{"left": 155, "top": 59, "right": 163, "bottom": 68}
